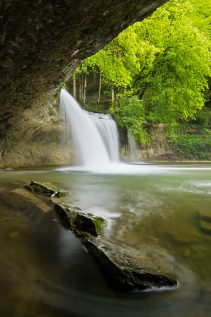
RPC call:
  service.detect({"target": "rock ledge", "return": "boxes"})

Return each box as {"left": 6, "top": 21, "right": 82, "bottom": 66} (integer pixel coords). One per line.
{"left": 83, "top": 237, "right": 177, "bottom": 292}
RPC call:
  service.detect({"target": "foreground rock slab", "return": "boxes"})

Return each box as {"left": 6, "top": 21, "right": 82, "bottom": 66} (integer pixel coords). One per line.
{"left": 25, "top": 181, "right": 178, "bottom": 292}
{"left": 54, "top": 203, "right": 106, "bottom": 237}
{"left": 83, "top": 237, "right": 177, "bottom": 292}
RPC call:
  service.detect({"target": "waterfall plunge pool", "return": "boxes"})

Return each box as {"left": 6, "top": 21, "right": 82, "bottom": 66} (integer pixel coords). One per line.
{"left": 0, "top": 164, "right": 211, "bottom": 317}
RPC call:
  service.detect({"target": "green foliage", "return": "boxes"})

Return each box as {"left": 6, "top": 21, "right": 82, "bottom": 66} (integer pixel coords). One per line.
{"left": 53, "top": 82, "right": 67, "bottom": 101}
{"left": 170, "top": 134, "right": 211, "bottom": 160}
{"left": 74, "top": 0, "right": 211, "bottom": 147}
{"left": 77, "top": 24, "right": 159, "bottom": 90}
{"left": 169, "top": 109, "right": 211, "bottom": 159}
{"left": 111, "top": 92, "right": 150, "bottom": 144}
{"left": 83, "top": 103, "right": 105, "bottom": 113}
{"left": 133, "top": 0, "right": 211, "bottom": 125}
{"left": 186, "top": 109, "right": 211, "bottom": 132}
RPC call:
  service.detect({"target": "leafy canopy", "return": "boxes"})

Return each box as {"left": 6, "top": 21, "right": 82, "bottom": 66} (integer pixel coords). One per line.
{"left": 75, "top": 0, "right": 211, "bottom": 143}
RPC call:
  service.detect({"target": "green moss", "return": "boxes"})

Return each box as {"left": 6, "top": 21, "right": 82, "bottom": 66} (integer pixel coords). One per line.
{"left": 57, "top": 190, "right": 67, "bottom": 197}
{"left": 25, "top": 180, "right": 68, "bottom": 197}
{"left": 54, "top": 203, "right": 106, "bottom": 236}
{"left": 93, "top": 216, "right": 106, "bottom": 234}
{"left": 25, "top": 182, "right": 57, "bottom": 195}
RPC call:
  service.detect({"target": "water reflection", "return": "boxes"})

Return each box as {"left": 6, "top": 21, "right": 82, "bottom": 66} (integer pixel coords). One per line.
{"left": 0, "top": 166, "right": 211, "bottom": 317}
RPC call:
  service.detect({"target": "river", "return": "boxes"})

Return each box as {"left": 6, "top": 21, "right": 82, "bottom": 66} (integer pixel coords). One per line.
{"left": 0, "top": 163, "right": 211, "bottom": 317}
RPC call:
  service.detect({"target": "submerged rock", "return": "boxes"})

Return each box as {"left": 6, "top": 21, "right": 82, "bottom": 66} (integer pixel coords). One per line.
{"left": 198, "top": 210, "right": 211, "bottom": 223}
{"left": 54, "top": 203, "right": 106, "bottom": 237}
{"left": 25, "top": 180, "right": 66, "bottom": 197}
{"left": 198, "top": 210, "right": 211, "bottom": 235}
{"left": 199, "top": 221, "right": 211, "bottom": 235}
{"left": 82, "top": 237, "right": 177, "bottom": 292}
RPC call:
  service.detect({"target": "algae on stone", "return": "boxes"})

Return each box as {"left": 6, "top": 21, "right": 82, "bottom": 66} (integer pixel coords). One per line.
{"left": 25, "top": 180, "right": 66, "bottom": 197}
{"left": 54, "top": 203, "right": 106, "bottom": 236}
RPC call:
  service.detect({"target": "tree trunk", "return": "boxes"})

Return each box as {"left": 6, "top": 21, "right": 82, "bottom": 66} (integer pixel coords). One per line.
{"left": 83, "top": 74, "right": 87, "bottom": 104}
{"left": 111, "top": 86, "right": 115, "bottom": 106}
{"left": 73, "top": 73, "right": 76, "bottom": 99}
{"left": 79, "top": 74, "right": 83, "bottom": 103}
{"left": 97, "top": 70, "right": 102, "bottom": 104}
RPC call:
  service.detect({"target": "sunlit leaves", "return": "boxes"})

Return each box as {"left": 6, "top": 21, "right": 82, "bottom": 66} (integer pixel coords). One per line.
{"left": 132, "top": 0, "right": 211, "bottom": 127}
{"left": 75, "top": 0, "right": 211, "bottom": 143}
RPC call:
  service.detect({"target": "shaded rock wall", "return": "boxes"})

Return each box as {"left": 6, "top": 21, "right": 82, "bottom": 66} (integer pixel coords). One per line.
{"left": 0, "top": 0, "right": 167, "bottom": 167}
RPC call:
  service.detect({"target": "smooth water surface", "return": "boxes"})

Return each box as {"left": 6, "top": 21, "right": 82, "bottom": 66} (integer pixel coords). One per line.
{"left": 0, "top": 163, "right": 211, "bottom": 317}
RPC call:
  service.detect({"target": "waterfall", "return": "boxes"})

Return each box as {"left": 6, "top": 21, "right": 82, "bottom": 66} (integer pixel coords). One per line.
{"left": 90, "top": 113, "right": 119, "bottom": 162}
{"left": 128, "top": 130, "right": 139, "bottom": 163}
{"left": 60, "top": 89, "right": 120, "bottom": 167}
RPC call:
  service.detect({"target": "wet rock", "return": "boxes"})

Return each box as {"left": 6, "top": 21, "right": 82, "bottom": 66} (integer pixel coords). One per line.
{"left": 54, "top": 203, "right": 106, "bottom": 237}
{"left": 82, "top": 237, "right": 177, "bottom": 292}
{"left": 198, "top": 210, "right": 211, "bottom": 223}
{"left": 25, "top": 182, "right": 178, "bottom": 293}
{"left": 12, "top": 188, "right": 51, "bottom": 212}
{"left": 25, "top": 180, "right": 66, "bottom": 197}
{"left": 0, "top": 191, "right": 49, "bottom": 223}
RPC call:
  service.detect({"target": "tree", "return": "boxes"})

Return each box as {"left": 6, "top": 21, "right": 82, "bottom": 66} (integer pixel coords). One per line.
{"left": 132, "top": 0, "right": 211, "bottom": 127}
{"left": 73, "top": 0, "right": 211, "bottom": 142}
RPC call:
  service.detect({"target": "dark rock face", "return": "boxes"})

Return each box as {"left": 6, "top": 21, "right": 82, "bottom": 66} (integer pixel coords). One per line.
{"left": 0, "top": 0, "right": 167, "bottom": 167}
{"left": 25, "top": 180, "right": 59, "bottom": 196}
{"left": 54, "top": 203, "right": 106, "bottom": 236}
{"left": 83, "top": 237, "right": 177, "bottom": 292}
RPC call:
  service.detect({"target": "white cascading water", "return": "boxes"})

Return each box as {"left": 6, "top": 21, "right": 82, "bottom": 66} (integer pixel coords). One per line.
{"left": 90, "top": 113, "right": 119, "bottom": 162}
{"left": 60, "top": 89, "right": 120, "bottom": 167}
{"left": 127, "top": 130, "right": 139, "bottom": 163}
{"left": 58, "top": 90, "right": 211, "bottom": 174}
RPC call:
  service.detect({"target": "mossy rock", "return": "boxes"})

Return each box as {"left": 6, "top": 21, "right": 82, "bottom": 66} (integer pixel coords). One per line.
{"left": 25, "top": 180, "right": 67, "bottom": 197}
{"left": 82, "top": 237, "right": 178, "bottom": 292}
{"left": 54, "top": 203, "right": 106, "bottom": 236}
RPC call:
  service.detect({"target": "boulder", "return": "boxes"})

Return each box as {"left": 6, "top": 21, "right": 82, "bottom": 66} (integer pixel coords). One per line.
{"left": 82, "top": 237, "right": 177, "bottom": 292}
{"left": 54, "top": 203, "right": 106, "bottom": 236}
{"left": 25, "top": 180, "right": 66, "bottom": 197}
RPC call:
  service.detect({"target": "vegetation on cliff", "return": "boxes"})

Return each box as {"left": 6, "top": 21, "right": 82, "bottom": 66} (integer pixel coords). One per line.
{"left": 68, "top": 0, "right": 211, "bottom": 157}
